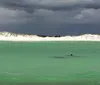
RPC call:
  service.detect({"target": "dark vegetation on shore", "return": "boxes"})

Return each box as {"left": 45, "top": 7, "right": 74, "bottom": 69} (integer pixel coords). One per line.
{"left": 37, "top": 35, "right": 61, "bottom": 37}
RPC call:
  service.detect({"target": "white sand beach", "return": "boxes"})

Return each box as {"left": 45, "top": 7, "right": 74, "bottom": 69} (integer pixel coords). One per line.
{"left": 0, "top": 32, "right": 100, "bottom": 41}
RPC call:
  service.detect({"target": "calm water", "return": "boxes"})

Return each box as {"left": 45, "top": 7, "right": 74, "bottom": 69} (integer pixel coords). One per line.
{"left": 0, "top": 41, "right": 100, "bottom": 85}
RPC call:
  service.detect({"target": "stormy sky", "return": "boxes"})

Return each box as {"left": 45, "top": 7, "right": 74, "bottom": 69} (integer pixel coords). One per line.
{"left": 0, "top": 0, "right": 100, "bottom": 36}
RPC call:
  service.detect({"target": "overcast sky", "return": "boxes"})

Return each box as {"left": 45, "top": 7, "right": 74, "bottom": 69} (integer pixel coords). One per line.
{"left": 0, "top": 0, "right": 100, "bottom": 36}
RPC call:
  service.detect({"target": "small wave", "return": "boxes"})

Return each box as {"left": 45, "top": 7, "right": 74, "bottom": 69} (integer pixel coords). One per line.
{"left": 0, "top": 72, "right": 23, "bottom": 76}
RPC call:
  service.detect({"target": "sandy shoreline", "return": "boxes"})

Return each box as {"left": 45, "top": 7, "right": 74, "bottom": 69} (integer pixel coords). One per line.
{"left": 0, "top": 32, "right": 100, "bottom": 41}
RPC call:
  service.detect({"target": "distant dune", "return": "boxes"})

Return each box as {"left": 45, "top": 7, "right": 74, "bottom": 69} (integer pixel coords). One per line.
{"left": 0, "top": 31, "right": 100, "bottom": 41}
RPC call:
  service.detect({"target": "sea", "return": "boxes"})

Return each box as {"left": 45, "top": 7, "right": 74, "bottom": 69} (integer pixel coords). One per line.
{"left": 0, "top": 41, "right": 100, "bottom": 85}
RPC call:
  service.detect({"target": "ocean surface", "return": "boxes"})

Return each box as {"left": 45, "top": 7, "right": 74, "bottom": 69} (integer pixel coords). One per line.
{"left": 0, "top": 41, "right": 100, "bottom": 85}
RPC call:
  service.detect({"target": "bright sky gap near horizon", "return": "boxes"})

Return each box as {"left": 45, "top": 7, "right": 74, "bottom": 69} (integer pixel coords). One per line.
{"left": 0, "top": 0, "right": 100, "bottom": 36}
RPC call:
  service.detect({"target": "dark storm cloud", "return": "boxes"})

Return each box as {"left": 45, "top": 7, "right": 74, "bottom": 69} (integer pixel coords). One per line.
{"left": 0, "top": 0, "right": 100, "bottom": 13}
{"left": 0, "top": 0, "right": 100, "bottom": 35}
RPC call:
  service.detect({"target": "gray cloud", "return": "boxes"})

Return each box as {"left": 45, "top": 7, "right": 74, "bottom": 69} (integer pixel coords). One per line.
{"left": 0, "top": 0, "right": 100, "bottom": 35}
{"left": 0, "top": 0, "right": 100, "bottom": 13}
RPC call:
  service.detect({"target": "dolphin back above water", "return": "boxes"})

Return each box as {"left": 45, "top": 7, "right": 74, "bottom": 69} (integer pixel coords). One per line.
{"left": 49, "top": 54, "right": 82, "bottom": 59}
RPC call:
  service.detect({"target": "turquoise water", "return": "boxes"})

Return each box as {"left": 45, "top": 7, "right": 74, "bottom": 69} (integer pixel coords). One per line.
{"left": 0, "top": 41, "right": 100, "bottom": 85}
